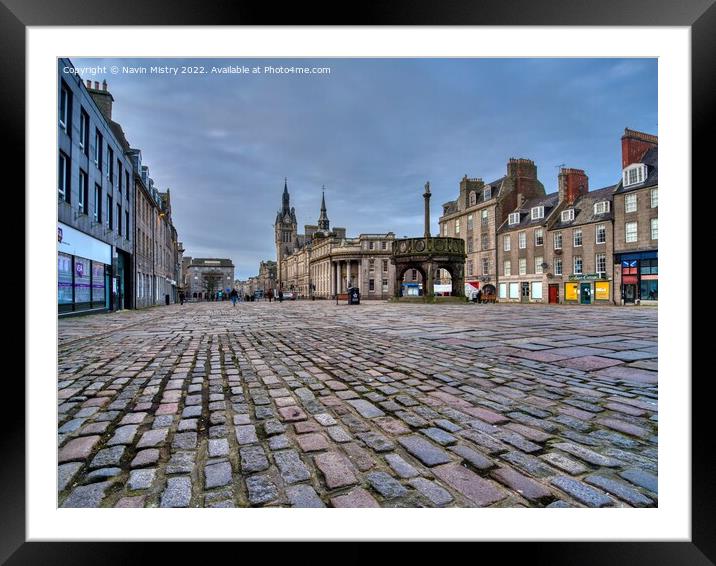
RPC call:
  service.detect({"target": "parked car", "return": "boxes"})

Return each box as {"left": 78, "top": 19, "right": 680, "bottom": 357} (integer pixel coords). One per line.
{"left": 283, "top": 292, "right": 297, "bottom": 300}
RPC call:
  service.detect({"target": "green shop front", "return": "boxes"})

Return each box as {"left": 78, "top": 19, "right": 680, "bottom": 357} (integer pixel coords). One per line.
{"left": 564, "top": 274, "right": 612, "bottom": 305}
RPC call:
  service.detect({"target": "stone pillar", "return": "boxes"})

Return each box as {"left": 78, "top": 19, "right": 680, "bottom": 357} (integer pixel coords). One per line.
{"left": 346, "top": 260, "right": 351, "bottom": 290}
{"left": 425, "top": 263, "right": 435, "bottom": 297}
{"left": 424, "top": 181, "right": 431, "bottom": 238}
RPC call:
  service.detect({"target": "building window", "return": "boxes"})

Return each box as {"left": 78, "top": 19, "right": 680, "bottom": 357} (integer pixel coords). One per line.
{"left": 535, "top": 228, "right": 544, "bottom": 246}
{"left": 108, "top": 146, "right": 114, "bottom": 183}
{"left": 467, "top": 239, "right": 474, "bottom": 253}
{"left": 596, "top": 224, "right": 606, "bottom": 244}
{"left": 482, "top": 257, "right": 489, "bottom": 275}
{"left": 467, "top": 260, "right": 473, "bottom": 276}
{"left": 508, "top": 212, "right": 520, "bottom": 225}
{"left": 625, "top": 193, "right": 637, "bottom": 213}
{"left": 503, "top": 235, "right": 511, "bottom": 251}
{"left": 504, "top": 260, "right": 511, "bottom": 276}
{"left": 382, "top": 260, "right": 388, "bottom": 272}
{"left": 382, "top": 279, "right": 388, "bottom": 292}
{"left": 79, "top": 169, "right": 88, "bottom": 213}
{"left": 484, "top": 187, "right": 492, "bottom": 200}
{"left": 117, "top": 204, "right": 123, "bottom": 236}
{"left": 651, "top": 188, "right": 658, "bottom": 208}
{"left": 94, "top": 130, "right": 103, "bottom": 170}
{"left": 593, "top": 201, "right": 610, "bottom": 215}
{"left": 518, "top": 232, "right": 526, "bottom": 249}
{"left": 573, "top": 256, "right": 583, "bottom": 274}
{"left": 531, "top": 282, "right": 543, "bottom": 300}
{"left": 94, "top": 184, "right": 102, "bottom": 222}
{"left": 467, "top": 214, "right": 473, "bottom": 231}
{"left": 531, "top": 206, "right": 544, "bottom": 220}
{"left": 59, "top": 82, "right": 71, "bottom": 134}
{"left": 455, "top": 219, "right": 460, "bottom": 234}
{"left": 126, "top": 172, "right": 130, "bottom": 201}
{"left": 469, "top": 192, "right": 477, "bottom": 206}
{"left": 535, "top": 256, "right": 544, "bottom": 274}
{"left": 106, "top": 194, "right": 113, "bottom": 229}
{"left": 79, "top": 108, "right": 89, "bottom": 155}
{"left": 573, "top": 229, "right": 582, "bottom": 247}
{"left": 596, "top": 253, "right": 606, "bottom": 277}
{"left": 369, "top": 279, "right": 375, "bottom": 291}
{"left": 125, "top": 210, "right": 130, "bottom": 240}
{"left": 553, "top": 232, "right": 562, "bottom": 250}
{"left": 369, "top": 259, "right": 375, "bottom": 272}
{"left": 561, "top": 209, "right": 574, "bottom": 222}
{"left": 58, "top": 152, "right": 70, "bottom": 202}
{"left": 626, "top": 221, "right": 638, "bottom": 242}
{"left": 369, "top": 241, "right": 374, "bottom": 250}
{"left": 481, "top": 233, "right": 489, "bottom": 250}
{"left": 651, "top": 218, "right": 658, "bottom": 240}
{"left": 555, "top": 258, "right": 563, "bottom": 275}
{"left": 381, "top": 241, "right": 387, "bottom": 250}
{"left": 623, "top": 164, "right": 646, "bottom": 187}
{"left": 481, "top": 210, "right": 489, "bottom": 226}
{"left": 519, "top": 258, "right": 527, "bottom": 275}
{"left": 118, "top": 161, "right": 123, "bottom": 193}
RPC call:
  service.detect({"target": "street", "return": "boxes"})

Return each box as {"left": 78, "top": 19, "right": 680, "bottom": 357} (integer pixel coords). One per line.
{"left": 57, "top": 301, "right": 658, "bottom": 508}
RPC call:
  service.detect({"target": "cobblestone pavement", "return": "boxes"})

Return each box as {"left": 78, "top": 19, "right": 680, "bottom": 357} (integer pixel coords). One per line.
{"left": 57, "top": 301, "right": 658, "bottom": 508}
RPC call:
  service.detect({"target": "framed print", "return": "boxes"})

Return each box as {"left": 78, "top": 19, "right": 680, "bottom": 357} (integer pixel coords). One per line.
{"left": 6, "top": 0, "right": 710, "bottom": 562}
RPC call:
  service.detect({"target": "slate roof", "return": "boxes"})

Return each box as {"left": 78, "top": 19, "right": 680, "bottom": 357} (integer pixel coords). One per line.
{"left": 498, "top": 192, "right": 559, "bottom": 233}
{"left": 550, "top": 185, "right": 616, "bottom": 229}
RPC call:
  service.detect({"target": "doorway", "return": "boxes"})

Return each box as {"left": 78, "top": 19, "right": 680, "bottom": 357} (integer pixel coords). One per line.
{"left": 520, "top": 282, "right": 530, "bottom": 303}
{"left": 579, "top": 283, "right": 592, "bottom": 304}
{"left": 623, "top": 284, "right": 636, "bottom": 304}
{"left": 548, "top": 284, "right": 559, "bottom": 304}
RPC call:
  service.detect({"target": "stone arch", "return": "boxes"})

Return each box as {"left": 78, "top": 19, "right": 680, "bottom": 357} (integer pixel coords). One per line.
{"left": 435, "top": 262, "right": 463, "bottom": 296}
{"left": 396, "top": 263, "right": 428, "bottom": 297}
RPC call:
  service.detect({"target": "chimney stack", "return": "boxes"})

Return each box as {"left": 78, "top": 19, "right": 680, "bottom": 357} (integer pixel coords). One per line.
{"left": 558, "top": 168, "right": 589, "bottom": 205}
{"left": 87, "top": 78, "right": 115, "bottom": 122}
{"left": 621, "top": 128, "right": 658, "bottom": 169}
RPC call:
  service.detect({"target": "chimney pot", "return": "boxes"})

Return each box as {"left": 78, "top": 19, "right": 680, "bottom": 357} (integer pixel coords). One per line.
{"left": 86, "top": 79, "right": 91, "bottom": 88}
{"left": 102, "top": 79, "right": 107, "bottom": 91}
{"left": 94, "top": 81, "right": 99, "bottom": 90}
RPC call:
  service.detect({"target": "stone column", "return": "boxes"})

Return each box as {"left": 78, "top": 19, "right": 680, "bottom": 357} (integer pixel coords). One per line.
{"left": 425, "top": 263, "right": 435, "bottom": 297}
{"left": 424, "top": 181, "right": 431, "bottom": 238}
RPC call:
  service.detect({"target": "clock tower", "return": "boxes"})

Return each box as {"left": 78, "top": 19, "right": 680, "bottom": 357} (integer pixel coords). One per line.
{"left": 275, "top": 178, "right": 298, "bottom": 288}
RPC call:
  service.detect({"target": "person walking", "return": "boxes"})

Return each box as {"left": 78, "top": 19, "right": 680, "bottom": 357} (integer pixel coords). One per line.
{"left": 179, "top": 291, "right": 185, "bottom": 305}
{"left": 476, "top": 289, "right": 482, "bottom": 304}
{"left": 278, "top": 290, "right": 284, "bottom": 302}
{"left": 230, "top": 288, "right": 239, "bottom": 307}
{"left": 267, "top": 289, "right": 274, "bottom": 303}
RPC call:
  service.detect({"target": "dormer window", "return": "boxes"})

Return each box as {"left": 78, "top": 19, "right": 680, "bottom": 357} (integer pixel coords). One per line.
{"left": 561, "top": 209, "right": 575, "bottom": 222}
{"left": 484, "top": 187, "right": 492, "bottom": 200}
{"left": 531, "top": 206, "right": 544, "bottom": 220}
{"left": 623, "top": 164, "right": 647, "bottom": 187}
{"left": 469, "top": 192, "right": 477, "bottom": 206}
{"left": 594, "top": 201, "right": 610, "bottom": 215}
{"left": 508, "top": 212, "right": 520, "bottom": 225}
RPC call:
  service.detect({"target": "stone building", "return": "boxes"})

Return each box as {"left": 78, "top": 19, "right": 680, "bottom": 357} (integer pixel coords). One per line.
{"left": 612, "top": 129, "right": 658, "bottom": 304}
{"left": 257, "top": 260, "right": 277, "bottom": 295}
{"left": 57, "top": 59, "right": 135, "bottom": 315}
{"left": 184, "top": 258, "right": 235, "bottom": 299}
{"left": 438, "top": 158, "right": 546, "bottom": 296}
{"left": 275, "top": 182, "right": 395, "bottom": 299}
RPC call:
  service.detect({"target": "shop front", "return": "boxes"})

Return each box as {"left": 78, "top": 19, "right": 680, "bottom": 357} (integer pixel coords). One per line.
{"left": 58, "top": 223, "right": 112, "bottom": 315}
{"left": 564, "top": 274, "right": 612, "bottom": 305}
{"left": 616, "top": 252, "right": 658, "bottom": 304}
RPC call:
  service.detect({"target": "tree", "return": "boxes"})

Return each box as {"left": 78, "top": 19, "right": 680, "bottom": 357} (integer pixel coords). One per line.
{"left": 202, "top": 271, "right": 224, "bottom": 297}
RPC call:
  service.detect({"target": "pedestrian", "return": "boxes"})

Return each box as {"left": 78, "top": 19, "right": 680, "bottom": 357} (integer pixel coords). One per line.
{"left": 229, "top": 288, "right": 239, "bottom": 307}
{"left": 476, "top": 289, "right": 482, "bottom": 304}
{"left": 278, "top": 290, "right": 284, "bottom": 302}
{"left": 267, "top": 289, "right": 273, "bottom": 302}
{"left": 179, "top": 291, "right": 185, "bottom": 305}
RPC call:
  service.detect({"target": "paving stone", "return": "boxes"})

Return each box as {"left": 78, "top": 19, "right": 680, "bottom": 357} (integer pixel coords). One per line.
{"left": 286, "top": 484, "right": 326, "bottom": 508}
{"left": 90, "top": 445, "right": 126, "bottom": 469}
{"left": 172, "top": 432, "right": 197, "bottom": 450}
{"left": 246, "top": 475, "right": 279, "bottom": 505}
{"left": 326, "top": 426, "right": 352, "bottom": 443}
{"left": 58, "top": 462, "right": 83, "bottom": 491}
{"left": 448, "top": 444, "right": 494, "bottom": 471}
{"left": 421, "top": 427, "right": 458, "bottom": 446}
{"left": 385, "top": 453, "right": 420, "bottom": 478}
{"left": 208, "top": 438, "right": 230, "bottom": 458}
{"left": 263, "top": 419, "right": 286, "bottom": 436}
{"left": 433, "top": 463, "right": 507, "bottom": 506}
{"left": 314, "top": 451, "right": 358, "bottom": 489}
{"left": 409, "top": 478, "right": 454, "bottom": 506}
{"left": 269, "top": 434, "right": 291, "bottom": 451}
{"left": 235, "top": 425, "right": 259, "bottom": 445}
{"left": 165, "top": 451, "right": 195, "bottom": 474}
{"left": 274, "top": 450, "right": 311, "bottom": 484}
{"left": 490, "top": 466, "right": 553, "bottom": 503}
{"left": 584, "top": 475, "right": 653, "bottom": 506}
{"left": 161, "top": 476, "right": 192, "bottom": 507}
{"left": 278, "top": 406, "right": 308, "bottom": 422}
{"left": 342, "top": 442, "right": 377, "bottom": 471}
{"left": 398, "top": 435, "right": 452, "bottom": 467}
{"left": 619, "top": 469, "right": 658, "bottom": 493}
{"left": 128, "top": 468, "right": 156, "bottom": 490}
{"left": 205, "top": 461, "right": 233, "bottom": 489}
{"left": 551, "top": 476, "right": 614, "bottom": 507}
{"left": 115, "top": 496, "right": 146, "bottom": 508}
{"left": 366, "top": 471, "right": 408, "bottom": 499}
{"left": 347, "top": 399, "right": 385, "bottom": 418}
{"left": 240, "top": 445, "right": 270, "bottom": 473}
{"left": 540, "top": 452, "right": 588, "bottom": 475}
{"left": 357, "top": 431, "right": 396, "bottom": 452}
{"left": 552, "top": 442, "right": 624, "bottom": 468}
{"left": 59, "top": 435, "right": 101, "bottom": 462}
{"left": 61, "top": 481, "right": 111, "bottom": 507}
{"left": 331, "top": 488, "right": 380, "bottom": 508}
{"left": 296, "top": 433, "right": 331, "bottom": 452}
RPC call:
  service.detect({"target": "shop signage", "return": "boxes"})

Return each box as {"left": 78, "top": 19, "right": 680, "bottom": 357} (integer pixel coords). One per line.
{"left": 568, "top": 273, "right": 605, "bottom": 281}
{"left": 75, "top": 262, "right": 84, "bottom": 276}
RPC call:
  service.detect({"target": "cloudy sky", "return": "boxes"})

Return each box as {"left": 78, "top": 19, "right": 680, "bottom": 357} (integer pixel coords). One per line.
{"left": 70, "top": 57, "right": 657, "bottom": 279}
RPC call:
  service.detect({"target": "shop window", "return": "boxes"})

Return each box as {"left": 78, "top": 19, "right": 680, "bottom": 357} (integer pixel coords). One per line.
{"left": 499, "top": 283, "right": 507, "bottom": 298}
{"left": 509, "top": 283, "right": 519, "bottom": 299}
{"left": 74, "top": 257, "right": 91, "bottom": 306}
{"left": 565, "top": 282, "right": 579, "bottom": 301}
{"left": 531, "top": 282, "right": 543, "bottom": 300}
{"left": 595, "top": 281, "right": 610, "bottom": 301}
{"left": 91, "top": 261, "right": 106, "bottom": 305}
{"left": 58, "top": 253, "right": 73, "bottom": 307}
{"left": 640, "top": 280, "right": 658, "bottom": 301}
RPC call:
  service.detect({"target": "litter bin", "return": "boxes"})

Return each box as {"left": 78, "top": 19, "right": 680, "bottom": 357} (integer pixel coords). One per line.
{"left": 165, "top": 294, "right": 170, "bottom": 306}
{"left": 349, "top": 287, "right": 360, "bottom": 305}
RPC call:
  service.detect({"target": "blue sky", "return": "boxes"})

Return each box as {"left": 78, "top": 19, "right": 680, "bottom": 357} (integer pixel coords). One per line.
{"left": 69, "top": 58, "right": 657, "bottom": 279}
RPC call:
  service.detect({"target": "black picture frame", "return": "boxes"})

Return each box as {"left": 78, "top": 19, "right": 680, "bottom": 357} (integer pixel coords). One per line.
{"left": 6, "top": 0, "right": 708, "bottom": 563}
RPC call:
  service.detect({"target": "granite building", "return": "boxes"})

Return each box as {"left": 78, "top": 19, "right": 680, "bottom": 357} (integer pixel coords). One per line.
{"left": 184, "top": 258, "right": 235, "bottom": 299}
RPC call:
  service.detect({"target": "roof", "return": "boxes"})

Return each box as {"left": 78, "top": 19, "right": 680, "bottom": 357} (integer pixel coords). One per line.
{"left": 441, "top": 176, "right": 506, "bottom": 217}
{"left": 614, "top": 146, "right": 658, "bottom": 194}
{"left": 189, "top": 258, "right": 234, "bottom": 267}
{"left": 498, "top": 192, "right": 559, "bottom": 233}
{"left": 551, "top": 185, "right": 617, "bottom": 229}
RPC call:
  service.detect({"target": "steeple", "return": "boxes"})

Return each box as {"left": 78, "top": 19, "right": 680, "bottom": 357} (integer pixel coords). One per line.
{"left": 282, "top": 177, "right": 290, "bottom": 212}
{"left": 317, "top": 185, "right": 330, "bottom": 231}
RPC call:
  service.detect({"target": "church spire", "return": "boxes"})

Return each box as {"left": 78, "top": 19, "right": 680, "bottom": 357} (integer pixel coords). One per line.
{"left": 282, "top": 177, "right": 290, "bottom": 212}
{"left": 317, "top": 185, "right": 330, "bottom": 231}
